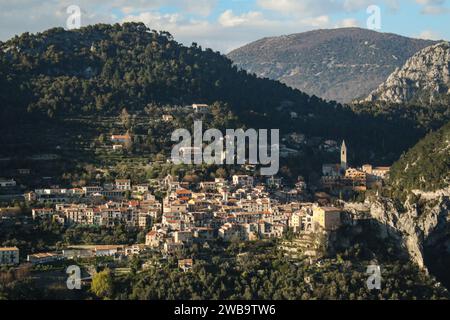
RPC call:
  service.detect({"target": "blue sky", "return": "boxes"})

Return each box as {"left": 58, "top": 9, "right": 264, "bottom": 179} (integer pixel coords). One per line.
{"left": 0, "top": 0, "right": 449, "bottom": 53}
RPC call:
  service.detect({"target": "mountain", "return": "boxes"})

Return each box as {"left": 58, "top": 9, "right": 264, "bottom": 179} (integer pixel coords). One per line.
{"left": 363, "top": 42, "right": 450, "bottom": 105}
{"left": 0, "top": 23, "right": 429, "bottom": 166}
{"left": 228, "top": 28, "right": 436, "bottom": 103}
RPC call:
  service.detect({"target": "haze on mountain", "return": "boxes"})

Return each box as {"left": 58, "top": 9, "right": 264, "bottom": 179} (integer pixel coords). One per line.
{"left": 363, "top": 41, "right": 450, "bottom": 105}
{"left": 228, "top": 28, "right": 436, "bottom": 103}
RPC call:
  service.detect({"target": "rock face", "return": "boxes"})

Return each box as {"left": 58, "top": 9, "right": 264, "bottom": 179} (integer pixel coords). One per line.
{"left": 364, "top": 42, "right": 450, "bottom": 104}
{"left": 365, "top": 121, "right": 450, "bottom": 278}
{"left": 228, "top": 28, "right": 435, "bottom": 103}
{"left": 367, "top": 190, "right": 450, "bottom": 269}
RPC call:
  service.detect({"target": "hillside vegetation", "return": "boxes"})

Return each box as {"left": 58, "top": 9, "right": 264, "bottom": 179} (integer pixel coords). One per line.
{"left": 389, "top": 121, "right": 450, "bottom": 192}
{"left": 0, "top": 23, "right": 439, "bottom": 167}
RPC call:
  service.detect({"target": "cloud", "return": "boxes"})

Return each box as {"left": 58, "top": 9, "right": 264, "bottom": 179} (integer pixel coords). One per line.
{"left": 256, "top": 0, "right": 399, "bottom": 16}
{"left": 122, "top": 8, "right": 349, "bottom": 52}
{"left": 300, "top": 15, "right": 331, "bottom": 28}
{"left": 218, "top": 10, "right": 266, "bottom": 27}
{"left": 335, "top": 18, "right": 360, "bottom": 28}
{"left": 415, "top": 0, "right": 450, "bottom": 14}
{"left": 416, "top": 0, "right": 445, "bottom": 4}
{"left": 417, "top": 29, "right": 442, "bottom": 40}
{"left": 0, "top": 0, "right": 115, "bottom": 41}
{"left": 112, "top": 0, "right": 218, "bottom": 17}
{"left": 256, "top": 0, "right": 342, "bottom": 16}
{"left": 0, "top": 0, "right": 448, "bottom": 54}
{"left": 420, "top": 5, "right": 450, "bottom": 14}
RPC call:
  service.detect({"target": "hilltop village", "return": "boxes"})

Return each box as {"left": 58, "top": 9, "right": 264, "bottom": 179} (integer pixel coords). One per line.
{"left": 0, "top": 140, "right": 390, "bottom": 268}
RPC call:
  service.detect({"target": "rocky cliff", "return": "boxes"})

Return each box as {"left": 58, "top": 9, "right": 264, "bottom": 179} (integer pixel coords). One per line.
{"left": 363, "top": 121, "right": 450, "bottom": 287}
{"left": 364, "top": 42, "right": 450, "bottom": 104}
{"left": 367, "top": 190, "right": 450, "bottom": 269}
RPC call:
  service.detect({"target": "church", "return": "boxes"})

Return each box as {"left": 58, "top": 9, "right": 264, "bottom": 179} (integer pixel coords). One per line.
{"left": 322, "top": 141, "right": 347, "bottom": 177}
{"left": 321, "top": 141, "right": 391, "bottom": 192}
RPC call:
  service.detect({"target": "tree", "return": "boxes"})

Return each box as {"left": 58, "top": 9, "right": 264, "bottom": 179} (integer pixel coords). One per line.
{"left": 91, "top": 268, "right": 114, "bottom": 299}
{"left": 215, "top": 168, "right": 227, "bottom": 178}
{"left": 120, "top": 108, "right": 131, "bottom": 129}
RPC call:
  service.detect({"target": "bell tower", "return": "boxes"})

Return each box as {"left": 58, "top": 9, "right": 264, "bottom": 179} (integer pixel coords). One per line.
{"left": 340, "top": 140, "right": 347, "bottom": 170}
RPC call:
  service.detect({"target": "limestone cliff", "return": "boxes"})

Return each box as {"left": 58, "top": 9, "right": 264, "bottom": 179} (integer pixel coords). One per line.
{"left": 366, "top": 189, "right": 450, "bottom": 269}
{"left": 364, "top": 42, "right": 450, "bottom": 104}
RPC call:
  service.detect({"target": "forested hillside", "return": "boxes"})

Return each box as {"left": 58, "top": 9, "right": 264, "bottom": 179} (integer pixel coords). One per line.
{"left": 389, "top": 121, "right": 450, "bottom": 192}
{"left": 0, "top": 23, "right": 437, "bottom": 167}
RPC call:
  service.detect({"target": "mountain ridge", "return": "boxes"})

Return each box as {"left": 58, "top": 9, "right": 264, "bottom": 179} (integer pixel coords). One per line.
{"left": 362, "top": 41, "right": 450, "bottom": 105}
{"left": 228, "top": 27, "right": 437, "bottom": 103}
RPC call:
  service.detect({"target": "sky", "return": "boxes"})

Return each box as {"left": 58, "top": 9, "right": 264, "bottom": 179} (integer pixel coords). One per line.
{"left": 0, "top": 0, "right": 449, "bottom": 53}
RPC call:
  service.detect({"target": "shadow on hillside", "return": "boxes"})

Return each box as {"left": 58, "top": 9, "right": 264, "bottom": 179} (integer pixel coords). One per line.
{"left": 424, "top": 224, "right": 450, "bottom": 290}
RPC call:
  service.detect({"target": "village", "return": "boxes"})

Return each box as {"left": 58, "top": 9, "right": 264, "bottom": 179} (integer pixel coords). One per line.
{"left": 0, "top": 140, "right": 390, "bottom": 271}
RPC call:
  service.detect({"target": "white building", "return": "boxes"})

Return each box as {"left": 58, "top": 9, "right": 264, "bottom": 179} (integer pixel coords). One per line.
{"left": 0, "top": 247, "right": 19, "bottom": 265}
{"left": 27, "top": 252, "right": 63, "bottom": 264}
{"left": 192, "top": 104, "right": 209, "bottom": 112}
{"left": 115, "top": 179, "right": 131, "bottom": 191}
{"left": 232, "top": 175, "right": 254, "bottom": 187}
{"left": 0, "top": 179, "right": 17, "bottom": 188}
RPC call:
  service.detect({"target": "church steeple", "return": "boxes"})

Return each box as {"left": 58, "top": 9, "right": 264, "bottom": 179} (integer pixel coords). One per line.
{"left": 340, "top": 140, "right": 347, "bottom": 170}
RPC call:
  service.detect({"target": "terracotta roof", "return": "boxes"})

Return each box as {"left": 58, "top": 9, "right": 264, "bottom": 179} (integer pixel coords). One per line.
{"left": 0, "top": 247, "right": 19, "bottom": 251}
{"left": 176, "top": 188, "right": 191, "bottom": 194}
{"left": 29, "top": 252, "right": 59, "bottom": 258}
{"left": 95, "top": 245, "right": 124, "bottom": 251}
{"left": 373, "top": 166, "right": 390, "bottom": 170}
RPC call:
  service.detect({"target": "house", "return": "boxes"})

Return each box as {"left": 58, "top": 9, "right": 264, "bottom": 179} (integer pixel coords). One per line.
{"left": 162, "top": 114, "right": 174, "bottom": 122}
{"left": 83, "top": 186, "right": 103, "bottom": 196}
{"left": 312, "top": 206, "right": 341, "bottom": 231}
{"left": 0, "top": 179, "right": 16, "bottom": 188}
{"left": 173, "top": 231, "right": 193, "bottom": 244}
{"left": 145, "top": 230, "right": 163, "bottom": 248}
{"left": 322, "top": 164, "right": 342, "bottom": 177}
{"left": 62, "top": 248, "right": 95, "bottom": 259}
{"left": 199, "top": 181, "right": 216, "bottom": 192}
{"left": 175, "top": 188, "right": 192, "bottom": 200}
{"left": 138, "top": 213, "right": 152, "bottom": 228}
{"left": 362, "top": 164, "right": 390, "bottom": 180}
{"left": 372, "top": 166, "right": 390, "bottom": 179}
{"left": 17, "top": 168, "right": 31, "bottom": 175}
{"left": 94, "top": 245, "right": 124, "bottom": 257}
{"left": 115, "top": 179, "right": 131, "bottom": 191}
{"left": 218, "top": 223, "right": 241, "bottom": 241}
{"left": 125, "top": 244, "right": 145, "bottom": 256}
{"left": 266, "top": 176, "right": 283, "bottom": 188}
{"left": 27, "top": 252, "right": 63, "bottom": 264}
{"left": 113, "top": 144, "right": 123, "bottom": 151}
{"left": 133, "top": 184, "right": 149, "bottom": 193}
{"left": 289, "top": 211, "right": 303, "bottom": 232}
{"left": 101, "top": 189, "right": 125, "bottom": 200}
{"left": 232, "top": 175, "right": 254, "bottom": 187}
{"left": 344, "top": 168, "right": 367, "bottom": 184}
{"left": 111, "top": 134, "right": 131, "bottom": 144}
{"left": 0, "top": 247, "right": 19, "bottom": 265}
{"left": 193, "top": 227, "right": 215, "bottom": 242}
{"left": 178, "top": 259, "right": 193, "bottom": 272}
{"left": 192, "top": 104, "right": 209, "bottom": 112}
{"left": 0, "top": 207, "right": 21, "bottom": 218}
{"left": 32, "top": 208, "right": 54, "bottom": 220}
